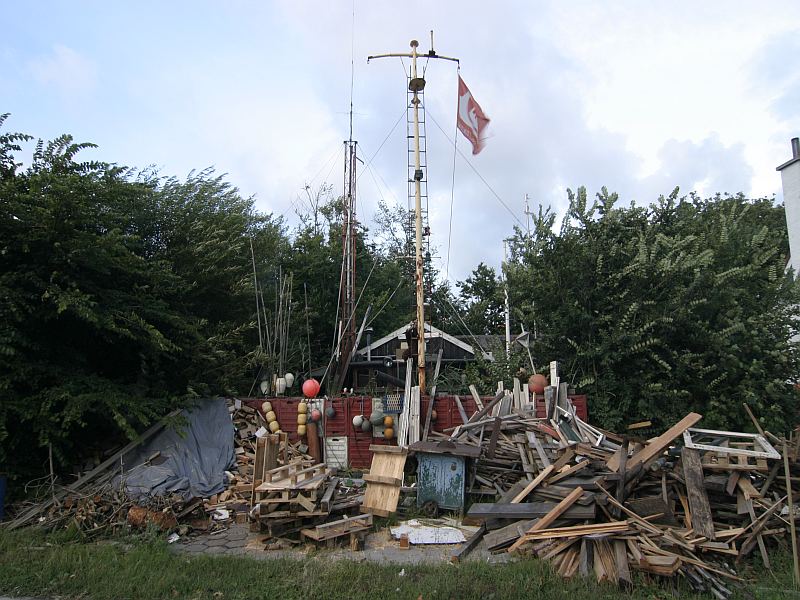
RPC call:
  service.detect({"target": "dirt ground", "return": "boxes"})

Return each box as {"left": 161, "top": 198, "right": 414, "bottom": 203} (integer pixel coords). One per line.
{"left": 172, "top": 522, "right": 515, "bottom": 565}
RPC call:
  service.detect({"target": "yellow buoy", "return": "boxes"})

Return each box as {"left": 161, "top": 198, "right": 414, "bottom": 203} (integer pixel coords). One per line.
{"left": 298, "top": 402, "right": 308, "bottom": 414}
{"left": 297, "top": 413, "right": 307, "bottom": 425}
{"left": 268, "top": 420, "right": 280, "bottom": 433}
{"left": 383, "top": 416, "right": 394, "bottom": 427}
{"left": 297, "top": 424, "right": 307, "bottom": 436}
{"left": 265, "top": 410, "right": 277, "bottom": 423}
{"left": 262, "top": 401, "right": 272, "bottom": 413}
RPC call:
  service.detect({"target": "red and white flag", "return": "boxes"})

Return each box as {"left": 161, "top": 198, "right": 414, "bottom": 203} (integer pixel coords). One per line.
{"left": 456, "top": 76, "right": 490, "bottom": 155}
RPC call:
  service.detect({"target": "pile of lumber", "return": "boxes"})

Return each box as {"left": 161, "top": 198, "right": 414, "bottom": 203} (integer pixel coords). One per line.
{"left": 458, "top": 381, "right": 798, "bottom": 598}
{"left": 247, "top": 430, "right": 365, "bottom": 544}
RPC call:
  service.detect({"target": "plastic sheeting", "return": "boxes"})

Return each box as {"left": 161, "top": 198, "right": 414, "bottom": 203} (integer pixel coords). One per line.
{"left": 116, "top": 398, "right": 235, "bottom": 500}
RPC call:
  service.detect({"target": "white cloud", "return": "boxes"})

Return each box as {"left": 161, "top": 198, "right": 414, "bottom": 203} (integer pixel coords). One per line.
{"left": 28, "top": 44, "right": 97, "bottom": 96}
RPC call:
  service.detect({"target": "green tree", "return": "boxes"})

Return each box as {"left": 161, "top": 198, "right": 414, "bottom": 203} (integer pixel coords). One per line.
{"left": 505, "top": 186, "right": 800, "bottom": 433}
{"left": 0, "top": 116, "right": 288, "bottom": 483}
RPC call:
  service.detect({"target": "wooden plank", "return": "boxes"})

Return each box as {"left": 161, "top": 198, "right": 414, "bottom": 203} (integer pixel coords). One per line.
{"left": 548, "top": 461, "right": 588, "bottom": 485}
{"left": 469, "top": 385, "right": 485, "bottom": 412}
{"left": 516, "top": 521, "right": 630, "bottom": 542}
{"left": 484, "top": 519, "right": 537, "bottom": 551}
{"left": 453, "top": 394, "right": 469, "bottom": 425}
{"left": 487, "top": 417, "right": 502, "bottom": 459}
{"left": 785, "top": 441, "right": 800, "bottom": 586}
{"left": 422, "top": 348, "right": 443, "bottom": 441}
{"left": 369, "top": 444, "right": 405, "bottom": 454}
{"left": 361, "top": 445, "right": 407, "bottom": 517}
{"left": 363, "top": 474, "right": 402, "bottom": 486}
{"left": 508, "top": 486, "right": 586, "bottom": 553}
{"left": 467, "top": 501, "right": 595, "bottom": 521}
{"left": 608, "top": 412, "right": 702, "bottom": 472}
{"left": 511, "top": 465, "right": 555, "bottom": 504}
{"left": 681, "top": 447, "right": 715, "bottom": 541}
{"left": 614, "top": 540, "right": 633, "bottom": 589}
{"left": 528, "top": 432, "right": 551, "bottom": 468}
{"left": 742, "top": 403, "right": 766, "bottom": 437}
{"left": 450, "top": 524, "right": 486, "bottom": 563}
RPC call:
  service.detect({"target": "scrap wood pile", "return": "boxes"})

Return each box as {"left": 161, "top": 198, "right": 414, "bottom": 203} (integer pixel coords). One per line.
{"left": 3, "top": 399, "right": 346, "bottom": 539}
{"left": 458, "top": 384, "right": 799, "bottom": 599}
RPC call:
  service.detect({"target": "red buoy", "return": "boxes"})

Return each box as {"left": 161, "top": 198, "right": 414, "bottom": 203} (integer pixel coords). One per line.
{"left": 529, "top": 373, "right": 547, "bottom": 395}
{"left": 302, "top": 378, "right": 321, "bottom": 398}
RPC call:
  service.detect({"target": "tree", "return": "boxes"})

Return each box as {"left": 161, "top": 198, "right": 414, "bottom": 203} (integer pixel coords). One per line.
{"left": 0, "top": 116, "right": 289, "bottom": 484}
{"left": 505, "top": 187, "right": 800, "bottom": 433}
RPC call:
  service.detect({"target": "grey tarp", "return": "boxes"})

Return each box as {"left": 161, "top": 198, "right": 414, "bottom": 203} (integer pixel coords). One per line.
{"left": 116, "top": 398, "right": 236, "bottom": 500}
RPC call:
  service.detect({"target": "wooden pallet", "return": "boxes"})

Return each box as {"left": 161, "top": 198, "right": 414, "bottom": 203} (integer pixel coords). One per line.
{"left": 301, "top": 513, "right": 372, "bottom": 546}
{"left": 255, "top": 462, "right": 331, "bottom": 493}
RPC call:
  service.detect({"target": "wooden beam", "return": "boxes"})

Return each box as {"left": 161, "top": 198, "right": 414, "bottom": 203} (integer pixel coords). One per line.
{"left": 468, "top": 384, "right": 484, "bottom": 411}
{"left": 608, "top": 412, "right": 702, "bottom": 472}
{"left": 511, "top": 465, "right": 555, "bottom": 504}
{"left": 508, "top": 486, "right": 586, "bottom": 553}
{"left": 450, "top": 524, "right": 486, "bottom": 563}
{"left": 467, "top": 500, "right": 595, "bottom": 521}
{"left": 785, "top": 441, "right": 800, "bottom": 586}
{"left": 681, "top": 447, "right": 715, "bottom": 541}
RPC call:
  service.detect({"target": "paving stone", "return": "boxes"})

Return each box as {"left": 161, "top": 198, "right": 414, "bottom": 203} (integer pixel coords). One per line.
{"left": 181, "top": 543, "right": 208, "bottom": 553}
{"left": 204, "top": 546, "right": 226, "bottom": 555}
{"left": 226, "top": 527, "right": 249, "bottom": 541}
{"left": 225, "top": 538, "right": 247, "bottom": 549}
{"left": 206, "top": 537, "right": 229, "bottom": 547}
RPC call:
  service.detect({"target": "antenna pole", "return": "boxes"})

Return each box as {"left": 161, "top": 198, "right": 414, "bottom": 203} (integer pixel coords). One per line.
{"left": 410, "top": 40, "right": 426, "bottom": 393}
{"left": 503, "top": 240, "right": 511, "bottom": 359}
{"left": 368, "top": 37, "right": 459, "bottom": 395}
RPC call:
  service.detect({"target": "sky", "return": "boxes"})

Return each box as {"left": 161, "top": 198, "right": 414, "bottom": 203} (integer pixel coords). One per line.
{"left": 3, "top": 1, "right": 800, "bottom": 284}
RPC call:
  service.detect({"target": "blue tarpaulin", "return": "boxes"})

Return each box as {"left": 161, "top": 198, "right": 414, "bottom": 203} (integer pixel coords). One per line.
{"left": 115, "top": 398, "right": 236, "bottom": 500}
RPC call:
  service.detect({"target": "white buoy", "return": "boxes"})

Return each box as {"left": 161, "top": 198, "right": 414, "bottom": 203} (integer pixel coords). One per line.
{"left": 275, "top": 377, "right": 287, "bottom": 395}
{"left": 284, "top": 373, "right": 295, "bottom": 388}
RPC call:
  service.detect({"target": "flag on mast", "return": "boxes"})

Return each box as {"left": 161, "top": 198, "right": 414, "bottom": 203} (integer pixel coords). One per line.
{"left": 456, "top": 76, "right": 490, "bottom": 155}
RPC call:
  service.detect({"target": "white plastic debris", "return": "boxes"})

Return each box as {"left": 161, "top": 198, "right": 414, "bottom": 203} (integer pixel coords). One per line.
{"left": 390, "top": 519, "right": 467, "bottom": 545}
{"left": 167, "top": 533, "right": 180, "bottom": 544}
{"left": 255, "top": 426, "right": 268, "bottom": 438}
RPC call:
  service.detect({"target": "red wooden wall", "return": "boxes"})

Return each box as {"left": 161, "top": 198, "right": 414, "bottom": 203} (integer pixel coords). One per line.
{"left": 243, "top": 393, "right": 588, "bottom": 469}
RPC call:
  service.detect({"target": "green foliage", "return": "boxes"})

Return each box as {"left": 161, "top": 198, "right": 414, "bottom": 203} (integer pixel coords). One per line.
{"left": 0, "top": 117, "right": 286, "bottom": 483}
{"left": 505, "top": 186, "right": 800, "bottom": 433}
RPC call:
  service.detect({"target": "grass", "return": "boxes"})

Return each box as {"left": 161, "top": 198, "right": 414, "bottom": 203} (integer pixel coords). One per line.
{"left": 1, "top": 527, "right": 799, "bottom": 600}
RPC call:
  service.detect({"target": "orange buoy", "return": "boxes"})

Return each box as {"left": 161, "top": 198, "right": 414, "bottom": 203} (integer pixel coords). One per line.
{"left": 529, "top": 373, "right": 547, "bottom": 395}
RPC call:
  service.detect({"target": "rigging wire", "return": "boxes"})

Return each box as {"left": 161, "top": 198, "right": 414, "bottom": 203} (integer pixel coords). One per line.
{"left": 365, "top": 279, "right": 404, "bottom": 329}
{"left": 445, "top": 65, "right": 460, "bottom": 281}
{"left": 426, "top": 108, "right": 526, "bottom": 229}
{"left": 356, "top": 107, "right": 407, "bottom": 183}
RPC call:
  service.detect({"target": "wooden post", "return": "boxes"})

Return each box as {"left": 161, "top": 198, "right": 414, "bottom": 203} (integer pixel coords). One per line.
{"left": 785, "top": 441, "right": 800, "bottom": 586}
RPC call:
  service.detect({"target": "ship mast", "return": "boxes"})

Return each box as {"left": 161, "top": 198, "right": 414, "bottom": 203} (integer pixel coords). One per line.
{"left": 368, "top": 34, "right": 458, "bottom": 394}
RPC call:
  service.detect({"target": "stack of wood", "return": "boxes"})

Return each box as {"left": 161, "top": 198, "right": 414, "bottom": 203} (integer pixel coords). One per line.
{"left": 247, "top": 429, "right": 365, "bottom": 543}
{"left": 457, "top": 385, "right": 799, "bottom": 599}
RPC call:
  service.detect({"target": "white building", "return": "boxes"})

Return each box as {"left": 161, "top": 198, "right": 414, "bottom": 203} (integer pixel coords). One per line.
{"left": 778, "top": 137, "right": 800, "bottom": 274}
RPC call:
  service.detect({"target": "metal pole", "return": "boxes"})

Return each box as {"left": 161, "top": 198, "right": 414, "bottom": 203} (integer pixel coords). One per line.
{"left": 410, "top": 39, "right": 426, "bottom": 394}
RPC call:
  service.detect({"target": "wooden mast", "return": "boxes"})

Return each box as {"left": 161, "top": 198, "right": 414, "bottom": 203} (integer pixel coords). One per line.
{"left": 368, "top": 34, "right": 459, "bottom": 394}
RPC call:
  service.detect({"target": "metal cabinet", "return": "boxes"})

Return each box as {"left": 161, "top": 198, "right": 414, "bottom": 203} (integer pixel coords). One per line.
{"left": 416, "top": 453, "right": 466, "bottom": 512}
{"left": 409, "top": 440, "right": 480, "bottom": 514}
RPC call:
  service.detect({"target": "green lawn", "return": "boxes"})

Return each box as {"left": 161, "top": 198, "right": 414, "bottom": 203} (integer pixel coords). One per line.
{"left": 0, "top": 528, "right": 798, "bottom": 599}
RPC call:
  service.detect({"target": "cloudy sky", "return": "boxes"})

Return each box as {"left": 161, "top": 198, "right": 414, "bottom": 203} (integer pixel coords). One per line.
{"left": 3, "top": 1, "right": 800, "bottom": 283}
